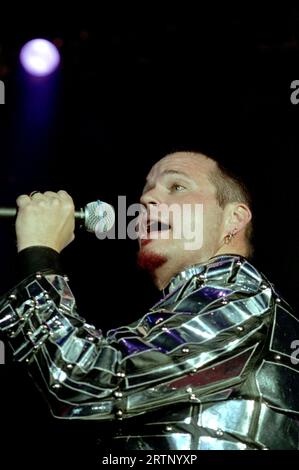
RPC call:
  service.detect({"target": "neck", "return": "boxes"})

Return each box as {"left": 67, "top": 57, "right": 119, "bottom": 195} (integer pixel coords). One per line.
{"left": 213, "top": 239, "right": 249, "bottom": 258}
{"left": 152, "top": 263, "right": 181, "bottom": 291}
{"left": 152, "top": 251, "right": 211, "bottom": 291}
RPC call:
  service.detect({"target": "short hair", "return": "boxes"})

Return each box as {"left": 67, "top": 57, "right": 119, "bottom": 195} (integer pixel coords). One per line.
{"left": 208, "top": 160, "right": 254, "bottom": 258}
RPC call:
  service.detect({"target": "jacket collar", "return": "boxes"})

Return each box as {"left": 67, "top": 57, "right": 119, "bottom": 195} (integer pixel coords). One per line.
{"left": 166, "top": 254, "right": 245, "bottom": 295}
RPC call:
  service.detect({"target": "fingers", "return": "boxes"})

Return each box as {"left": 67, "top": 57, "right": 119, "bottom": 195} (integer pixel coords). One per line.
{"left": 57, "top": 190, "right": 74, "bottom": 203}
{"left": 44, "top": 191, "right": 60, "bottom": 199}
{"left": 57, "top": 190, "right": 70, "bottom": 198}
{"left": 16, "top": 190, "right": 74, "bottom": 207}
{"left": 57, "top": 190, "right": 75, "bottom": 210}
{"left": 30, "top": 192, "right": 44, "bottom": 201}
{"left": 15, "top": 190, "right": 75, "bottom": 253}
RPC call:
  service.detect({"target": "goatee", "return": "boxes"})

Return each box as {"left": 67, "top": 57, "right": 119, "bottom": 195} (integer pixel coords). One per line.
{"left": 137, "top": 249, "right": 167, "bottom": 274}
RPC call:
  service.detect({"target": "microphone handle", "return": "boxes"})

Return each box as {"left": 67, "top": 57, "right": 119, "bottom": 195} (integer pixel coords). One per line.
{"left": 0, "top": 208, "right": 17, "bottom": 217}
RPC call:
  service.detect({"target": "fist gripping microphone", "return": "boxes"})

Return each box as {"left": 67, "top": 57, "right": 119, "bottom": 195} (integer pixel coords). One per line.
{"left": 0, "top": 200, "right": 115, "bottom": 236}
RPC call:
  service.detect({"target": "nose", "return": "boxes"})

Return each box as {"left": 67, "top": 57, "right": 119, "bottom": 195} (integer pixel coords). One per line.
{"left": 140, "top": 188, "right": 160, "bottom": 207}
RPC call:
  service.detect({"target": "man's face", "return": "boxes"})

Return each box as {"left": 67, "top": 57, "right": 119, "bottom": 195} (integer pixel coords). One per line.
{"left": 138, "top": 152, "right": 225, "bottom": 282}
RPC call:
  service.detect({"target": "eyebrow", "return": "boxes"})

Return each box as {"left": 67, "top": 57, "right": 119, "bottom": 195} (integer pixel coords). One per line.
{"left": 143, "top": 169, "right": 193, "bottom": 192}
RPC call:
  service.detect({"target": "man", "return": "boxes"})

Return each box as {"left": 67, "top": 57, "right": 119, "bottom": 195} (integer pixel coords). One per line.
{"left": 0, "top": 151, "right": 298, "bottom": 450}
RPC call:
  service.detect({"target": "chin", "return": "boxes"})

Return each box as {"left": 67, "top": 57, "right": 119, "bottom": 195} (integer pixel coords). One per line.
{"left": 137, "top": 243, "right": 168, "bottom": 275}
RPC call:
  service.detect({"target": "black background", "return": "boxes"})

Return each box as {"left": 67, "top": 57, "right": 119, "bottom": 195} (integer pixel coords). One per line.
{"left": 0, "top": 5, "right": 298, "bottom": 465}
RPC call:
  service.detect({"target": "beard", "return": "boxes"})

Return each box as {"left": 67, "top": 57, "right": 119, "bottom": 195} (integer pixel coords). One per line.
{"left": 137, "top": 247, "right": 168, "bottom": 275}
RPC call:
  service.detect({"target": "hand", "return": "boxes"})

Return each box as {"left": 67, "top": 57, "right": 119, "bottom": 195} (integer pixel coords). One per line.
{"left": 16, "top": 190, "right": 75, "bottom": 253}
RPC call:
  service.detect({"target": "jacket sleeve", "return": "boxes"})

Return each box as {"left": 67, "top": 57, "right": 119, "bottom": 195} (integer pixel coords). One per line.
{"left": 0, "top": 256, "right": 274, "bottom": 420}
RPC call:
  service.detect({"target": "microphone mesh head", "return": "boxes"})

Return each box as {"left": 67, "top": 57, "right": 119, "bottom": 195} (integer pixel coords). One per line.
{"left": 84, "top": 200, "right": 115, "bottom": 234}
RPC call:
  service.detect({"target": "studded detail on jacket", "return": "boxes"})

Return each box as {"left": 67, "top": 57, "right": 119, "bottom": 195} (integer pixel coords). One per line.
{"left": 1, "top": 254, "right": 299, "bottom": 450}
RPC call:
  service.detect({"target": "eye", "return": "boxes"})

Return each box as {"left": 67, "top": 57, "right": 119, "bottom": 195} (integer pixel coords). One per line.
{"left": 170, "top": 183, "right": 186, "bottom": 192}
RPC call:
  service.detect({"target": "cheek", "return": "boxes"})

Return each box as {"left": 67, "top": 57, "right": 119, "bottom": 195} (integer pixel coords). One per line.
{"left": 182, "top": 200, "right": 205, "bottom": 230}
{"left": 203, "top": 203, "right": 223, "bottom": 232}
{"left": 168, "top": 196, "right": 203, "bottom": 225}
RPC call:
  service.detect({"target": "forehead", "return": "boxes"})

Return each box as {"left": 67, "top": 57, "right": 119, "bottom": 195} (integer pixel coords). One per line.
{"left": 146, "top": 152, "right": 216, "bottom": 181}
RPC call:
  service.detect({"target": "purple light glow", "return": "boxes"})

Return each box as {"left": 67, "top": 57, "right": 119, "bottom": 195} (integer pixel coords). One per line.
{"left": 20, "top": 39, "right": 60, "bottom": 77}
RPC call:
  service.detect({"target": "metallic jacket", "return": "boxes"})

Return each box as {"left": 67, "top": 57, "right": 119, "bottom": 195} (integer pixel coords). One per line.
{"left": 1, "top": 254, "right": 299, "bottom": 450}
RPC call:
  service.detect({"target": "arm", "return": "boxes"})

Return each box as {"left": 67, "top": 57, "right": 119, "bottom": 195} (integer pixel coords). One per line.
{"left": 0, "top": 254, "right": 274, "bottom": 420}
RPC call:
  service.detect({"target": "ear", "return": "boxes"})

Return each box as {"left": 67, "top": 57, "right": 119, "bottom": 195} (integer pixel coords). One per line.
{"left": 222, "top": 202, "right": 252, "bottom": 235}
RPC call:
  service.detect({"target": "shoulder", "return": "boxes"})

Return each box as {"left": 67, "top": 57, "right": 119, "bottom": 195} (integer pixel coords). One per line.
{"left": 171, "top": 255, "right": 275, "bottom": 315}
{"left": 203, "top": 254, "right": 266, "bottom": 292}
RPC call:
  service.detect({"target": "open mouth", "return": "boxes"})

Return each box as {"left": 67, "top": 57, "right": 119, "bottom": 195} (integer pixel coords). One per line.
{"left": 147, "top": 220, "right": 171, "bottom": 233}
{"left": 138, "top": 214, "right": 172, "bottom": 243}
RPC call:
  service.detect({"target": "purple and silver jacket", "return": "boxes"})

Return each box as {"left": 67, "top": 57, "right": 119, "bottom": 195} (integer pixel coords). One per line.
{"left": 1, "top": 254, "right": 299, "bottom": 450}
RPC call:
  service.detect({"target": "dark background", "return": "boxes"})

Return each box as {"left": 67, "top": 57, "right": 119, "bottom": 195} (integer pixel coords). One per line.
{"left": 0, "top": 5, "right": 299, "bottom": 465}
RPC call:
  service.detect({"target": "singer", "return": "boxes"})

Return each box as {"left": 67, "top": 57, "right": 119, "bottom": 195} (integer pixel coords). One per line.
{"left": 0, "top": 151, "right": 298, "bottom": 450}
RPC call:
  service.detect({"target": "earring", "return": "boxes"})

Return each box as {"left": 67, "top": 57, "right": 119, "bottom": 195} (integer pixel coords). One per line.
{"left": 224, "top": 229, "right": 237, "bottom": 244}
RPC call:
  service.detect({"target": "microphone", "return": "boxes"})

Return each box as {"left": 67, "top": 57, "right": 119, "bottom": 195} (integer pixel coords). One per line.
{"left": 0, "top": 200, "right": 115, "bottom": 235}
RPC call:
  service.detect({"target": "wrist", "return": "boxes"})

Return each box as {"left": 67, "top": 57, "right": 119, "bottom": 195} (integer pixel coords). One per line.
{"left": 17, "top": 240, "right": 61, "bottom": 253}
{"left": 18, "top": 246, "right": 63, "bottom": 279}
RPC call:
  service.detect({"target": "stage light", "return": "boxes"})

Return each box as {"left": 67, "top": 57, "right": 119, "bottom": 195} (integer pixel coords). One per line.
{"left": 20, "top": 39, "right": 60, "bottom": 77}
